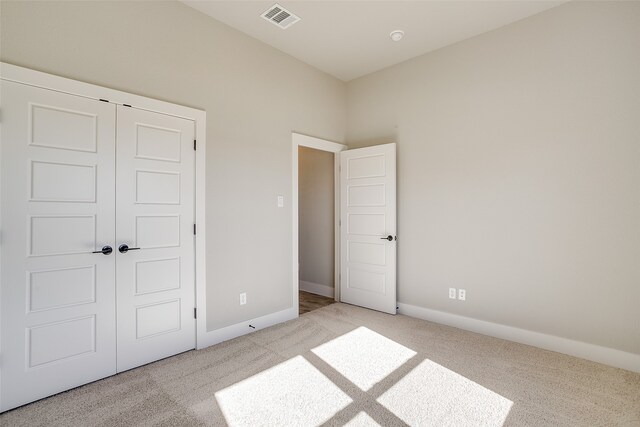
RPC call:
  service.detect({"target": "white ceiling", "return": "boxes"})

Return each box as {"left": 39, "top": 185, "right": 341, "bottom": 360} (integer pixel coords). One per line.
{"left": 182, "top": 1, "right": 566, "bottom": 82}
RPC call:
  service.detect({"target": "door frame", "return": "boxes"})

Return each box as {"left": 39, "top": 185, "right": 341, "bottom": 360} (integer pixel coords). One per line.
{"left": 0, "top": 63, "right": 208, "bottom": 360}
{"left": 292, "top": 133, "right": 346, "bottom": 312}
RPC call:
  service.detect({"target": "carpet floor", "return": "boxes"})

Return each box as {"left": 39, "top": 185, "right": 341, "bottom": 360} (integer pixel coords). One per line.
{"left": 1, "top": 303, "right": 638, "bottom": 426}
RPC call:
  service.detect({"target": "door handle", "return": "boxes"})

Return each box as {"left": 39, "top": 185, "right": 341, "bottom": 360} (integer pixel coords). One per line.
{"left": 380, "top": 235, "right": 394, "bottom": 241}
{"left": 118, "top": 244, "right": 140, "bottom": 254}
{"left": 92, "top": 245, "right": 113, "bottom": 255}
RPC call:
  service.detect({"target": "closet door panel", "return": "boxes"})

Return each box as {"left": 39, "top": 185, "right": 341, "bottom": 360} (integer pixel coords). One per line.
{"left": 0, "top": 81, "right": 117, "bottom": 411}
{"left": 115, "top": 106, "right": 196, "bottom": 372}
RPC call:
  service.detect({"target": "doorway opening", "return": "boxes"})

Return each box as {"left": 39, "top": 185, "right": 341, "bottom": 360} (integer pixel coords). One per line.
{"left": 292, "top": 133, "right": 346, "bottom": 316}
{"left": 292, "top": 133, "right": 397, "bottom": 316}
{"left": 298, "top": 146, "right": 336, "bottom": 314}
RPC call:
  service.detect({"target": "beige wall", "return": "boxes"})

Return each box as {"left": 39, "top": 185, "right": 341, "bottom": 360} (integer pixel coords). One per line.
{"left": 0, "top": 1, "right": 347, "bottom": 330}
{"left": 3, "top": 0, "right": 638, "bottom": 356}
{"left": 298, "top": 146, "right": 334, "bottom": 289}
{"left": 347, "top": 1, "right": 640, "bottom": 354}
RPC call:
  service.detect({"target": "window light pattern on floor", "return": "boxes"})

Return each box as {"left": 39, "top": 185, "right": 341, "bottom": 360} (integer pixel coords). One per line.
{"left": 215, "top": 327, "right": 512, "bottom": 426}
{"left": 311, "top": 326, "right": 417, "bottom": 391}
{"left": 378, "top": 359, "right": 513, "bottom": 426}
{"left": 214, "top": 355, "right": 351, "bottom": 426}
{"left": 344, "top": 411, "right": 382, "bottom": 426}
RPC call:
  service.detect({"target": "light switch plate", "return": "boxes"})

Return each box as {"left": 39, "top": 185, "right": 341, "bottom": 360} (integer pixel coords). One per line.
{"left": 277, "top": 195, "right": 284, "bottom": 208}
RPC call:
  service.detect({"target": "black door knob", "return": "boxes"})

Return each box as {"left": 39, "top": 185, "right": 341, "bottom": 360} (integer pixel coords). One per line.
{"left": 119, "top": 244, "right": 141, "bottom": 253}
{"left": 380, "top": 235, "right": 393, "bottom": 241}
{"left": 92, "top": 245, "right": 113, "bottom": 255}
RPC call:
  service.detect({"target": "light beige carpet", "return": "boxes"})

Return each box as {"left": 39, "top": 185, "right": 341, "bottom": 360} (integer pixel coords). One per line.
{"left": 1, "top": 303, "right": 638, "bottom": 426}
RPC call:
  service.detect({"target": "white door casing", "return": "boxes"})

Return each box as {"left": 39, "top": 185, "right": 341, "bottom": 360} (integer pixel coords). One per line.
{"left": 291, "top": 133, "right": 347, "bottom": 313}
{"left": 115, "top": 106, "right": 196, "bottom": 372}
{"left": 340, "top": 143, "right": 397, "bottom": 314}
{"left": 0, "top": 80, "right": 117, "bottom": 410}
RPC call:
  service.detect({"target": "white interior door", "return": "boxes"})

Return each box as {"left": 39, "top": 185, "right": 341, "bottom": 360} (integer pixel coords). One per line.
{"left": 0, "top": 80, "right": 117, "bottom": 411}
{"left": 115, "top": 106, "right": 196, "bottom": 372}
{"left": 340, "top": 143, "right": 397, "bottom": 314}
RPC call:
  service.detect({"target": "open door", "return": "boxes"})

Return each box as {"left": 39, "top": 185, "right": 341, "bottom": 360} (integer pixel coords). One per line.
{"left": 340, "top": 143, "right": 396, "bottom": 314}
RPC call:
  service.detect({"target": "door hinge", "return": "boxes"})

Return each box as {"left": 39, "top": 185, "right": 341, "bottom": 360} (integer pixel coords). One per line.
{"left": 194, "top": 308, "right": 197, "bottom": 319}
{"left": 193, "top": 224, "right": 196, "bottom": 235}
{"left": 194, "top": 140, "right": 197, "bottom": 151}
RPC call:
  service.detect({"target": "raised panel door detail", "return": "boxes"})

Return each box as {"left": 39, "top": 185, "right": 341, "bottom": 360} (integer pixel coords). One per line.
{"left": 135, "top": 215, "right": 180, "bottom": 249}
{"left": 348, "top": 154, "right": 385, "bottom": 179}
{"left": 115, "top": 104, "right": 195, "bottom": 373}
{"left": 348, "top": 241, "right": 386, "bottom": 266}
{"left": 135, "top": 124, "right": 181, "bottom": 162}
{"left": 340, "top": 143, "right": 396, "bottom": 314}
{"left": 135, "top": 300, "right": 181, "bottom": 339}
{"left": 29, "top": 215, "right": 96, "bottom": 256}
{"left": 3, "top": 76, "right": 120, "bottom": 412}
{"left": 135, "top": 257, "right": 181, "bottom": 295}
{"left": 348, "top": 184, "right": 385, "bottom": 207}
{"left": 29, "top": 104, "right": 97, "bottom": 153}
{"left": 348, "top": 268, "right": 386, "bottom": 294}
{"left": 30, "top": 160, "right": 96, "bottom": 202}
{"left": 135, "top": 170, "right": 180, "bottom": 204}
{"left": 28, "top": 316, "right": 96, "bottom": 368}
{"left": 348, "top": 213, "right": 385, "bottom": 236}
{"left": 27, "top": 266, "right": 96, "bottom": 312}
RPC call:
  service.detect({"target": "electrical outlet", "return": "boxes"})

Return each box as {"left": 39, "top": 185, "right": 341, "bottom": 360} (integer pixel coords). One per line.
{"left": 458, "top": 289, "right": 466, "bottom": 301}
{"left": 449, "top": 288, "right": 457, "bottom": 299}
{"left": 240, "top": 292, "right": 247, "bottom": 305}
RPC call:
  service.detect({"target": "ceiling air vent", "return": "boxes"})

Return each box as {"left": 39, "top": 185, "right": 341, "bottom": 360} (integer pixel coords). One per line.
{"left": 261, "top": 3, "right": 301, "bottom": 29}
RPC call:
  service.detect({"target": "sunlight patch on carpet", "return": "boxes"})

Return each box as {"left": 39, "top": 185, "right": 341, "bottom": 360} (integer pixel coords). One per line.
{"left": 344, "top": 411, "right": 382, "bottom": 426}
{"left": 377, "top": 359, "right": 513, "bottom": 426}
{"left": 215, "top": 355, "right": 352, "bottom": 426}
{"left": 311, "top": 326, "right": 416, "bottom": 391}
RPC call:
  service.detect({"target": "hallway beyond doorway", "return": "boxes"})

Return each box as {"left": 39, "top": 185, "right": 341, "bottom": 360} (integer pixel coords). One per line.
{"left": 299, "top": 291, "right": 336, "bottom": 315}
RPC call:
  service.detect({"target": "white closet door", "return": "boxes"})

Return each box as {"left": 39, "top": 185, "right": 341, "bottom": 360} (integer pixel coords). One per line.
{"left": 340, "top": 143, "right": 397, "bottom": 314}
{"left": 0, "top": 80, "right": 117, "bottom": 411}
{"left": 115, "top": 106, "right": 196, "bottom": 372}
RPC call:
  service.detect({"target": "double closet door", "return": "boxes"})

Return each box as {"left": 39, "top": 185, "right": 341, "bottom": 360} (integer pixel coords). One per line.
{"left": 0, "top": 80, "right": 196, "bottom": 411}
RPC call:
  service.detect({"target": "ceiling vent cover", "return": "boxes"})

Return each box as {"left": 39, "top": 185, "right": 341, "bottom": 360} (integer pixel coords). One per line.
{"left": 261, "top": 3, "right": 301, "bottom": 29}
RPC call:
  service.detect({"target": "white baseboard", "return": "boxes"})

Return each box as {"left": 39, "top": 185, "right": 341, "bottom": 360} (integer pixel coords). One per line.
{"left": 196, "top": 307, "right": 297, "bottom": 350}
{"left": 397, "top": 302, "right": 640, "bottom": 373}
{"left": 299, "top": 280, "right": 334, "bottom": 298}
